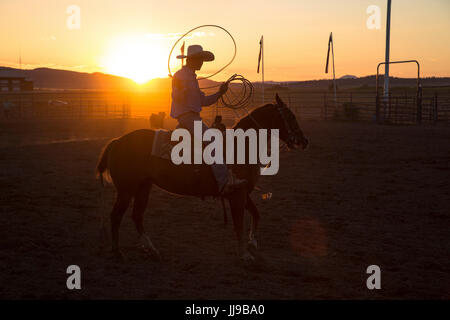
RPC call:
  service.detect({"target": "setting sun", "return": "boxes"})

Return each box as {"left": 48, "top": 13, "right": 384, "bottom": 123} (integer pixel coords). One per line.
{"left": 101, "top": 35, "right": 169, "bottom": 84}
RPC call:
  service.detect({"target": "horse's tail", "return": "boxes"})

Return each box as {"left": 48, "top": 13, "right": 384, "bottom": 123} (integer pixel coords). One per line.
{"left": 96, "top": 139, "right": 118, "bottom": 187}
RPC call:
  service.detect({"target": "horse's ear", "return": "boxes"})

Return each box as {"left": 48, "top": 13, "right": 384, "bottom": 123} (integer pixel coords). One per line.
{"left": 275, "top": 93, "right": 283, "bottom": 106}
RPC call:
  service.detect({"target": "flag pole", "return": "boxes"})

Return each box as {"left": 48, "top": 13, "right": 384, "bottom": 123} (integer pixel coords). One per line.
{"left": 261, "top": 35, "right": 265, "bottom": 104}
{"left": 331, "top": 32, "right": 337, "bottom": 111}
{"left": 181, "top": 41, "right": 185, "bottom": 67}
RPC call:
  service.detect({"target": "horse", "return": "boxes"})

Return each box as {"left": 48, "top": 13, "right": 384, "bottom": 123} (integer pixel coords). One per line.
{"left": 96, "top": 94, "right": 308, "bottom": 261}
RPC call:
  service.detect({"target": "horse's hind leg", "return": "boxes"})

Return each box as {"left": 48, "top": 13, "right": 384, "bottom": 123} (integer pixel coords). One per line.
{"left": 131, "top": 182, "right": 160, "bottom": 259}
{"left": 229, "top": 189, "right": 253, "bottom": 261}
{"left": 245, "top": 195, "right": 260, "bottom": 250}
{"left": 111, "top": 190, "right": 132, "bottom": 257}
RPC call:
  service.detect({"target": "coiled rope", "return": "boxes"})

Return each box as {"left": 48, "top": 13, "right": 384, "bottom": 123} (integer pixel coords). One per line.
{"left": 219, "top": 74, "right": 253, "bottom": 110}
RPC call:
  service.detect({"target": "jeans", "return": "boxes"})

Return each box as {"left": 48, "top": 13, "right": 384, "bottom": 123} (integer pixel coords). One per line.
{"left": 176, "top": 112, "right": 228, "bottom": 192}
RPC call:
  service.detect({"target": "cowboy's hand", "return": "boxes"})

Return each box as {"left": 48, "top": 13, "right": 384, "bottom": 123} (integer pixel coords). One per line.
{"left": 219, "top": 82, "right": 228, "bottom": 96}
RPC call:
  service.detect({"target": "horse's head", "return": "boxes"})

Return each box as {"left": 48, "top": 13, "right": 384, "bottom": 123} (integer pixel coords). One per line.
{"left": 272, "top": 93, "right": 309, "bottom": 150}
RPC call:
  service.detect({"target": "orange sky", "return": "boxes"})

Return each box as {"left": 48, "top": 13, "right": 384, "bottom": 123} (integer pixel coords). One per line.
{"left": 0, "top": 0, "right": 449, "bottom": 83}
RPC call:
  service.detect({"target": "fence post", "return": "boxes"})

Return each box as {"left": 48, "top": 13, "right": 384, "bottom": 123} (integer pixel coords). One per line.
{"left": 19, "top": 94, "right": 22, "bottom": 118}
{"left": 324, "top": 93, "right": 327, "bottom": 120}
{"left": 433, "top": 92, "right": 438, "bottom": 124}
{"left": 375, "top": 93, "right": 380, "bottom": 123}
{"left": 395, "top": 97, "right": 398, "bottom": 123}
{"left": 288, "top": 92, "right": 291, "bottom": 109}
{"left": 31, "top": 92, "right": 34, "bottom": 117}
{"left": 416, "top": 85, "right": 423, "bottom": 124}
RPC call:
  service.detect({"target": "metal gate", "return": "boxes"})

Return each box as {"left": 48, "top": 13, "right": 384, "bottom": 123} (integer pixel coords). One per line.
{"left": 376, "top": 60, "right": 422, "bottom": 125}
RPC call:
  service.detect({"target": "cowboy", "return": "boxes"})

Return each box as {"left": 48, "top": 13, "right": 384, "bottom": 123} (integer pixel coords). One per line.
{"left": 171, "top": 44, "right": 246, "bottom": 194}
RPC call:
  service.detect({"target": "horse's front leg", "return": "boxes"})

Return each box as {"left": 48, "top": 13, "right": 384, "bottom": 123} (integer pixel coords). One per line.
{"left": 228, "top": 189, "right": 253, "bottom": 261}
{"left": 245, "top": 195, "right": 259, "bottom": 251}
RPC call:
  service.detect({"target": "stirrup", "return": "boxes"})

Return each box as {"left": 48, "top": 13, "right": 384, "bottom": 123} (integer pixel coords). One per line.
{"left": 221, "top": 170, "right": 247, "bottom": 195}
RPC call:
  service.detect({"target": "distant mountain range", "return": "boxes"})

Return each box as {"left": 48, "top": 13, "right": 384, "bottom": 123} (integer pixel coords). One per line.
{"left": 0, "top": 66, "right": 220, "bottom": 91}
{"left": 340, "top": 75, "right": 358, "bottom": 79}
{"left": 1, "top": 66, "right": 450, "bottom": 91}
{"left": 0, "top": 66, "right": 138, "bottom": 90}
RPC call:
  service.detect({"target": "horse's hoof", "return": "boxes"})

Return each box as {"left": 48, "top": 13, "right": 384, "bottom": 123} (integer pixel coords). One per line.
{"left": 247, "top": 239, "right": 258, "bottom": 256}
{"left": 142, "top": 246, "right": 161, "bottom": 262}
{"left": 248, "top": 245, "right": 258, "bottom": 259}
{"left": 239, "top": 252, "right": 258, "bottom": 270}
{"left": 247, "top": 239, "right": 258, "bottom": 250}
{"left": 240, "top": 251, "right": 255, "bottom": 263}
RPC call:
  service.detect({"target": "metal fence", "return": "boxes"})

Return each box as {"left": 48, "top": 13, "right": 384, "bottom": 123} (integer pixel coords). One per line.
{"left": 2, "top": 89, "right": 450, "bottom": 126}
{"left": 0, "top": 91, "right": 131, "bottom": 119}
{"left": 251, "top": 90, "right": 450, "bottom": 125}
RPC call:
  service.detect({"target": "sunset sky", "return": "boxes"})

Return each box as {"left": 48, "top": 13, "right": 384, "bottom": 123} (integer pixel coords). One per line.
{"left": 0, "top": 0, "right": 449, "bottom": 83}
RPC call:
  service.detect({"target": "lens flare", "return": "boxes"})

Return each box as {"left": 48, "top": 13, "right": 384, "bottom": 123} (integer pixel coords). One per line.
{"left": 290, "top": 217, "right": 328, "bottom": 258}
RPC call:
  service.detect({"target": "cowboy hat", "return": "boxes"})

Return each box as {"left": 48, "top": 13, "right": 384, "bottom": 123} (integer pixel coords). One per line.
{"left": 176, "top": 45, "right": 215, "bottom": 61}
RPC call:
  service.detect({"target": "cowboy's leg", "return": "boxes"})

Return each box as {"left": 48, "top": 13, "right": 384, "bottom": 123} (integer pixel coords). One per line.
{"left": 177, "top": 112, "right": 228, "bottom": 192}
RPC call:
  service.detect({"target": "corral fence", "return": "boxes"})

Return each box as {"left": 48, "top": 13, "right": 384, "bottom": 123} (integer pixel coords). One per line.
{"left": 0, "top": 91, "right": 131, "bottom": 119}
{"left": 374, "top": 92, "right": 450, "bottom": 125}
{"left": 203, "top": 89, "right": 450, "bottom": 125}
{"left": 1, "top": 88, "right": 450, "bottom": 126}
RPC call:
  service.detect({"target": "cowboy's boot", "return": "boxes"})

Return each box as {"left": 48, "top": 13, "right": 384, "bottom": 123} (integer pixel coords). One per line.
{"left": 222, "top": 169, "right": 247, "bottom": 195}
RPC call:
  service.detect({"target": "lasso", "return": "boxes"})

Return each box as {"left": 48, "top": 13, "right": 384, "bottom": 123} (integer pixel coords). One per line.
{"left": 168, "top": 25, "right": 253, "bottom": 111}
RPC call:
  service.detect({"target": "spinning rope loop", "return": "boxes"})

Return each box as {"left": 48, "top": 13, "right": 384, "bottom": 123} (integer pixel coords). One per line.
{"left": 168, "top": 24, "right": 237, "bottom": 82}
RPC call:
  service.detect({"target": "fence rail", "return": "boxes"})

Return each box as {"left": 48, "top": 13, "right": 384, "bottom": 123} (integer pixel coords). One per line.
{"left": 0, "top": 91, "right": 131, "bottom": 119}
{"left": 2, "top": 89, "right": 450, "bottom": 125}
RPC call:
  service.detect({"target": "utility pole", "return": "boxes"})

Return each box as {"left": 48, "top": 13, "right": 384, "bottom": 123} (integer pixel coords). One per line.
{"left": 384, "top": 0, "right": 392, "bottom": 100}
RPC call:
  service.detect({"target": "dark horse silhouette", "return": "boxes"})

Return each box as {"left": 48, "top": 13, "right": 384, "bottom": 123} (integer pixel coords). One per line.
{"left": 96, "top": 94, "right": 308, "bottom": 261}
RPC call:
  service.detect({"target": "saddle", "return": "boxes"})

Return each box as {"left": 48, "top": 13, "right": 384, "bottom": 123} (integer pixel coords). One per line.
{"left": 151, "top": 129, "right": 174, "bottom": 160}
{"left": 151, "top": 127, "right": 221, "bottom": 162}
{"left": 151, "top": 129, "right": 218, "bottom": 196}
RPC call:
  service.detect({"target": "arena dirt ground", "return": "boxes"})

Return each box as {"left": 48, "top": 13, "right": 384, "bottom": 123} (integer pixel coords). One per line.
{"left": 0, "top": 119, "right": 449, "bottom": 299}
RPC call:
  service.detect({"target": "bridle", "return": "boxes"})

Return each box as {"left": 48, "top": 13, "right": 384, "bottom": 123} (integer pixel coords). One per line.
{"left": 242, "top": 103, "right": 302, "bottom": 147}
{"left": 276, "top": 104, "right": 302, "bottom": 147}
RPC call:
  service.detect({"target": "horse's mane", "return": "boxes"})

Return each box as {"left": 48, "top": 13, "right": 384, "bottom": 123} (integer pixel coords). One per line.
{"left": 232, "top": 103, "right": 275, "bottom": 129}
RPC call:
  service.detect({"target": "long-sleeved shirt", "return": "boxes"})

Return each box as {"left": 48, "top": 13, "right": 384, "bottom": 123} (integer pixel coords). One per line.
{"left": 170, "top": 66, "right": 221, "bottom": 119}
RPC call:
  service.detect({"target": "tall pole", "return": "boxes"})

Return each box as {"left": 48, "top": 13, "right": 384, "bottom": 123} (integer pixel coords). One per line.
{"left": 331, "top": 33, "right": 337, "bottom": 110}
{"left": 261, "top": 35, "right": 265, "bottom": 104}
{"left": 384, "top": 0, "right": 392, "bottom": 100}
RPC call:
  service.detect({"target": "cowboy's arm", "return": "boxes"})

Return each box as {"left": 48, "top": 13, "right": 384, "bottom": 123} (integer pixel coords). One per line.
{"left": 200, "top": 91, "right": 221, "bottom": 106}
{"left": 200, "top": 82, "right": 228, "bottom": 106}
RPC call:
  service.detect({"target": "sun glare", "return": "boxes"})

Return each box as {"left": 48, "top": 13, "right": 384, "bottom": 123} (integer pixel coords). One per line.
{"left": 102, "top": 36, "right": 168, "bottom": 84}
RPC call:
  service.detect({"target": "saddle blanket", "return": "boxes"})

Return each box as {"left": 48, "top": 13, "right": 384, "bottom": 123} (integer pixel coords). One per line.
{"left": 151, "top": 129, "right": 174, "bottom": 160}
